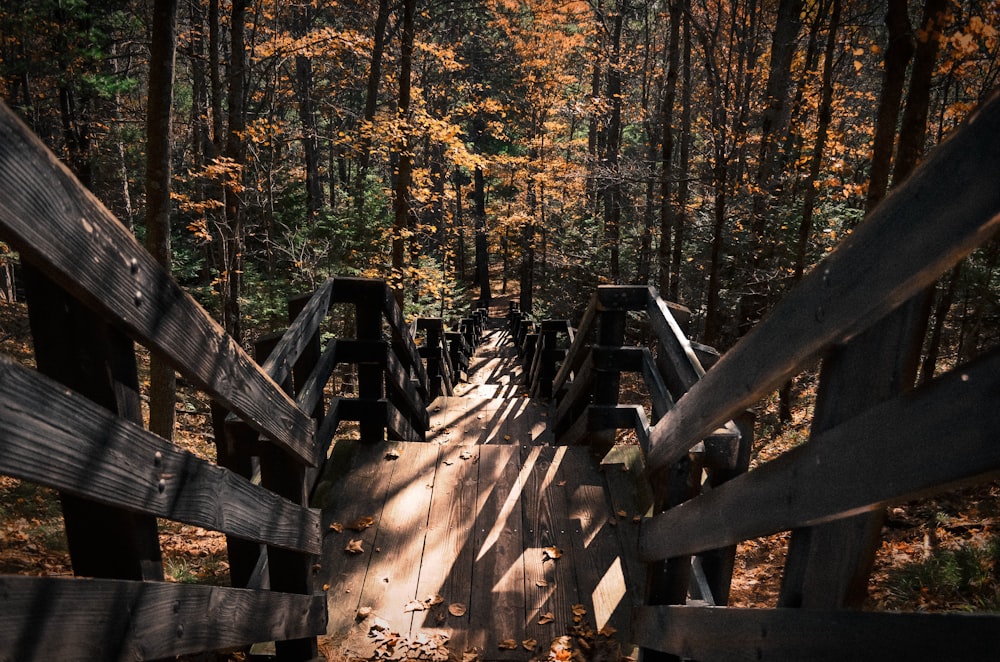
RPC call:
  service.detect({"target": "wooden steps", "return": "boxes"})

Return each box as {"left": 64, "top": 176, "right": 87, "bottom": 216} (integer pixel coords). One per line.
{"left": 314, "top": 439, "right": 644, "bottom": 660}
{"left": 426, "top": 396, "right": 554, "bottom": 446}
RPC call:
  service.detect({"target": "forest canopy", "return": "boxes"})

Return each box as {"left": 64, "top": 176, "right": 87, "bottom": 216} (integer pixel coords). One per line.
{"left": 0, "top": 0, "right": 997, "bottom": 363}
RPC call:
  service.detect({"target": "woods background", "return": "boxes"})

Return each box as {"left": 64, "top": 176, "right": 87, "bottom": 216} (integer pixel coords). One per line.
{"left": 0, "top": 0, "right": 997, "bottom": 374}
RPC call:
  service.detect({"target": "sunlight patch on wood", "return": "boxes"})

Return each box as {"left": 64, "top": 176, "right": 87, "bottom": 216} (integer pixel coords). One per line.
{"left": 593, "top": 556, "right": 626, "bottom": 631}
{"left": 476, "top": 449, "right": 536, "bottom": 562}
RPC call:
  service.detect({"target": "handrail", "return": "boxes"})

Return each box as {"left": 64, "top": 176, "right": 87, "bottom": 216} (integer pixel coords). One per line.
{"left": 0, "top": 102, "right": 317, "bottom": 467}
{"left": 644, "top": 90, "right": 1000, "bottom": 478}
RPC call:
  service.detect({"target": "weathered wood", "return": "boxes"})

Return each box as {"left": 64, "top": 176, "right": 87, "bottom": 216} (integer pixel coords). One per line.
{"left": 640, "top": 350, "right": 1000, "bottom": 561}
{"left": 552, "top": 292, "right": 599, "bottom": 394}
{"left": 520, "top": 446, "right": 580, "bottom": 643}
{"left": 22, "top": 266, "right": 163, "bottom": 581}
{"left": 0, "top": 356, "right": 322, "bottom": 554}
{"left": 645, "top": 291, "right": 704, "bottom": 397}
{"left": 0, "top": 575, "right": 325, "bottom": 661}
{"left": 645, "top": 90, "right": 1000, "bottom": 475}
{"left": 468, "top": 444, "right": 524, "bottom": 657}
{"left": 410, "top": 444, "right": 481, "bottom": 647}
{"left": 596, "top": 284, "right": 650, "bottom": 311}
{"left": 0, "top": 103, "right": 316, "bottom": 465}
{"left": 296, "top": 337, "right": 339, "bottom": 419}
{"left": 631, "top": 605, "right": 1000, "bottom": 661}
{"left": 554, "top": 353, "right": 595, "bottom": 437}
{"left": 262, "top": 278, "right": 334, "bottom": 390}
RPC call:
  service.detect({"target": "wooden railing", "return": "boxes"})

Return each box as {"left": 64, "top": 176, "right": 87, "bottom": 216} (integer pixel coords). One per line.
{"left": 0, "top": 101, "right": 429, "bottom": 660}
{"left": 528, "top": 91, "right": 1000, "bottom": 660}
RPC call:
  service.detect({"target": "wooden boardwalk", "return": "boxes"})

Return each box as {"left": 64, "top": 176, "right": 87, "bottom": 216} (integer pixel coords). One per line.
{"left": 314, "top": 324, "right": 647, "bottom": 661}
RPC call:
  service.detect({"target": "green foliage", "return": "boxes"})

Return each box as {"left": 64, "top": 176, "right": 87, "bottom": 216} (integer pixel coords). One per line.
{"left": 885, "top": 535, "right": 1000, "bottom": 611}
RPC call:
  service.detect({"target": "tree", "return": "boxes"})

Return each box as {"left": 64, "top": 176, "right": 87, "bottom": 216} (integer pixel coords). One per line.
{"left": 144, "top": 0, "right": 179, "bottom": 441}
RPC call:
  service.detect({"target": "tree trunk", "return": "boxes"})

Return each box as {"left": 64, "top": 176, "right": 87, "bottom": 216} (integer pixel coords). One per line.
{"left": 354, "top": 0, "right": 391, "bottom": 219}
{"left": 657, "top": 0, "right": 681, "bottom": 295}
{"left": 391, "top": 0, "right": 416, "bottom": 307}
{"left": 669, "top": 9, "right": 692, "bottom": 303}
{"left": 145, "top": 0, "right": 179, "bottom": 441}
{"left": 473, "top": 161, "right": 491, "bottom": 306}
{"left": 865, "top": 0, "right": 914, "bottom": 213}
{"left": 739, "top": 0, "right": 803, "bottom": 335}
{"left": 222, "top": 0, "right": 249, "bottom": 343}
{"left": 209, "top": 0, "right": 224, "bottom": 153}
{"left": 603, "top": 1, "right": 626, "bottom": 283}
{"left": 293, "top": 4, "right": 322, "bottom": 218}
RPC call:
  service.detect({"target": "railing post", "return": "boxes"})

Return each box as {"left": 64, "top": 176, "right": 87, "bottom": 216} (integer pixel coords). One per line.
{"left": 356, "top": 291, "right": 385, "bottom": 442}
{"left": 22, "top": 264, "right": 164, "bottom": 582}
{"left": 589, "top": 305, "right": 626, "bottom": 454}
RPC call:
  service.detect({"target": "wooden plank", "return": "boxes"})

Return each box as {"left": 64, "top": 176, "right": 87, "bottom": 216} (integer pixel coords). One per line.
{"left": 260, "top": 278, "right": 334, "bottom": 388}
{"left": 22, "top": 266, "right": 163, "bottom": 581}
{"left": 0, "top": 575, "right": 325, "bottom": 661}
{"left": 356, "top": 442, "right": 439, "bottom": 632}
{"left": 645, "top": 292, "right": 704, "bottom": 397}
{"left": 0, "top": 103, "right": 316, "bottom": 465}
{"left": 562, "top": 447, "right": 634, "bottom": 641}
{"left": 467, "top": 444, "right": 525, "bottom": 658}
{"left": 596, "top": 285, "right": 650, "bottom": 311}
{"left": 520, "top": 446, "right": 580, "bottom": 646}
{"left": 632, "top": 606, "right": 1000, "bottom": 661}
{"left": 645, "top": 91, "right": 1000, "bottom": 475}
{"left": 600, "top": 445, "right": 651, "bottom": 616}
{"left": 315, "top": 440, "right": 400, "bottom": 631}
{"left": 554, "top": 353, "right": 595, "bottom": 436}
{"left": 640, "top": 350, "right": 1000, "bottom": 561}
{"left": 296, "top": 337, "right": 339, "bottom": 416}
{"left": 0, "top": 356, "right": 321, "bottom": 553}
{"left": 410, "top": 444, "right": 483, "bottom": 650}
{"left": 641, "top": 348, "right": 674, "bottom": 422}
{"left": 552, "top": 292, "right": 598, "bottom": 394}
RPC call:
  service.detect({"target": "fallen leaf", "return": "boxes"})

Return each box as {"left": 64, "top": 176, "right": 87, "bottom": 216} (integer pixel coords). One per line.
{"left": 329, "top": 522, "right": 344, "bottom": 533}
{"left": 503, "top": 434, "right": 511, "bottom": 441}
{"left": 462, "top": 651, "right": 479, "bottom": 662}
{"left": 632, "top": 515, "right": 642, "bottom": 524}
{"left": 443, "top": 459, "right": 454, "bottom": 465}
{"left": 346, "top": 539, "right": 364, "bottom": 554}
{"left": 571, "top": 604, "right": 587, "bottom": 617}
{"left": 385, "top": 448, "right": 401, "bottom": 460}
{"left": 535, "top": 579, "right": 548, "bottom": 587}
{"left": 542, "top": 547, "right": 562, "bottom": 561}
{"left": 322, "top": 583, "right": 330, "bottom": 591}
{"left": 349, "top": 516, "right": 375, "bottom": 531}
{"left": 598, "top": 624, "right": 617, "bottom": 637}
{"left": 538, "top": 611, "right": 555, "bottom": 625}
{"left": 556, "top": 480, "right": 567, "bottom": 487}
{"left": 459, "top": 450, "right": 473, "bottom": 460}
{"left": 426, "top": 593, "right": 445, "bottom": 606}
{"left": 498, "top": 639, "right": 517, "bottom": 650}
{"left": 616, "top": 509, "right": 627, "bottom": 518}
{"left": 449, "top": 603, "right": 467, "bottom": 616}
{"left": 608, "top": 516, "right": 618, "bottom": 526}
{"left": 522, "top": 638, "right": 537, "bottom": 651}
{"left": 357, "top": 606, "right": 373, "bottom": 620}
{"left": 404, "top": 599, "right": 427, "bottom": 613}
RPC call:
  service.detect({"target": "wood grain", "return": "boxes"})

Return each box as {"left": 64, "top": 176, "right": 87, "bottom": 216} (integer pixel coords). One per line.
{"left": 632, "top": 605, "right": 1000, "bottom": 661}
{"left": 640, "top": 350, "right": 1000, "bottom": 561}
{"left": 0, "top": 575, "right": 325, "bottom": 661}
{"left": 0, "top": 356, "right": 321, "bottom": 553}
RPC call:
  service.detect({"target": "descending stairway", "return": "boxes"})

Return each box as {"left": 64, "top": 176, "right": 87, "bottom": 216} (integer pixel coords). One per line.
{"left": 315, "top": 316, "right": 646, "bottom": 661}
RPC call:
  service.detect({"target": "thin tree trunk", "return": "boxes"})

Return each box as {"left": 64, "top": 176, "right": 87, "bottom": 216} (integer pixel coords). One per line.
{"left": 293, "top": 4, "right": 322, "bottom": 218}
{"left": 391, "top": 0, "right": 415, "bottom": 307}
{"left": 657, "top": 0, "right": 681, "bottom": 295}
{"left": 603, "top": 1, "right": 626, "bottom": 283}
{"left": 222, "top": 0, "right": 249, "bottom": 343}
{"left": 145, "top": 0, "right": 179, "bottom": 441}
{"left": 866, "top": 0, "right": 913, "bottom": 213}
{"left": 669, "top": 9, "right": 692, "bottom": 303}
{"left": 354, "top": 0, "right": 391, "bottom": 218}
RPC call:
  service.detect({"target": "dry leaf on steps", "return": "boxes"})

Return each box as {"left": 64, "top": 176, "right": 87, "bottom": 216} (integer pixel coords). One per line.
{"left": 349, "top": 515, "right": 375, "bottom": 531}
{"left": 329, "top": 522, "right": 343, "bottom": 533}
{"left": 538, "top": 611, "right": 555, "bottom": 625}
{"left": 404, "top": 599, "right": 427, "bottom": 613}
{"left": 535, "top": 579, "right": 548, "bottom": 587}
{"left": 345, "top": 539, "right": 364, "bottom": 554}
{"left": 448, "top": 603, "right": 467, "bottom": 616}
{"left": 542, "top": 546, "right": 562, "bottom": 561}
{"left": 522, "top": 638, "right": 537, "bottom": 651}
{"left": 498, "top": 639, "right": 517, "bottom": 650}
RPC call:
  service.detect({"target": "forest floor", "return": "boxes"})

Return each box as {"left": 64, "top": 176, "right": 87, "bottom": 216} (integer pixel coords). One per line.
{"left": 2, "top": 292, "right": 999, "bottom": 660}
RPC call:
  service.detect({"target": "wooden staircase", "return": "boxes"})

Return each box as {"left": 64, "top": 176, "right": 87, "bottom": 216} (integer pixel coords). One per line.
{"left": 314, "top": 319, "right": 646, "bottom": 660}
